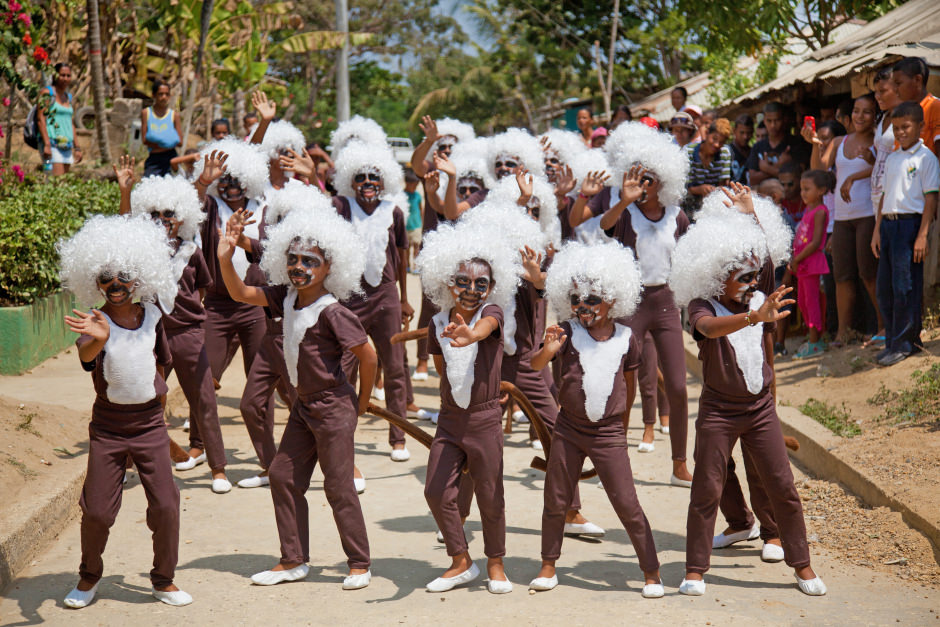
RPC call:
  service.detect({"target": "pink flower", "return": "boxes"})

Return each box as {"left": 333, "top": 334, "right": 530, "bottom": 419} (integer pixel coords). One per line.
{"left": 9, "top": 1, "right": 21, "bottom": 12}
{"left": 12, "top": 165, "right": 24, "bottom": 182}
{"left": 16, "top": 11, "right": 29, "bottom": 26}
{"left": 0, "top": 125, "right": 5, "bottom": 138}
{"left": 4, "top": 13, "right": 12, "bottom": 25}
{"left": 1, "top": 97, "right": 9, "bottom": 107}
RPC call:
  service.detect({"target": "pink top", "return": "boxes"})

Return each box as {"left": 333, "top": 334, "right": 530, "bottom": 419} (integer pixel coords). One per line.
{"left": 793, "top": 203, "right": 829, "bottom": 277}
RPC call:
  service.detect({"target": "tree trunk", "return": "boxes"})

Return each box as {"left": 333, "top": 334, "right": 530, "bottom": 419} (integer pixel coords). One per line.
{"left": 86, "top": 0, "right": 112, "bottom": 163}
{"left": 180, "top": 0, "right": 213, "bottom": 150}
{"left": 604, "top": 0, "right": 620, "bottom": 122}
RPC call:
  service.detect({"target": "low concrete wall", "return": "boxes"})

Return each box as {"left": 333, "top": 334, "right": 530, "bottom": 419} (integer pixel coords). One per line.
{"left": 0, "top": 291, "right": 75, "bottom": 375}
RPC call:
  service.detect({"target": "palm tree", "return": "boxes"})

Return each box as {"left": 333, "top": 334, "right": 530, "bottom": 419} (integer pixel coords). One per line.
{"left": 86, "top": 0, "right": 112, "bottom": 162}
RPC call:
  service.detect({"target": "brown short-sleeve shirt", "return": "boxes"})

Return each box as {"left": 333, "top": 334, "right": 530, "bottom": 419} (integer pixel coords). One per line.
{"left": 200, "top": 196, "right": 267, "bottom": 300}
{"left": 163, "top": 245, "right": 212, "bottom": 330}
{"left": 332, "top": 196, "right": 407, "bottom": 296}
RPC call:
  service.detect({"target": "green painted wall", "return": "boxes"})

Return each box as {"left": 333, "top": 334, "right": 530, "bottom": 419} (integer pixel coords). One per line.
{"left": 0, "top": 291, "right": 75, "bottom": 375}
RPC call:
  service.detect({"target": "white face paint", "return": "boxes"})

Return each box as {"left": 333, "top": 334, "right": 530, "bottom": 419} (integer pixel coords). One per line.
{"left": 286, "top": 241, "right": 328, "bottom": 289}
{"left": 448, "top": 258, "right": 493, "bottom": 313}
{"left": 494, "top": 152, "right": 520, "bottom": 179}
{"left": 726, "top": 256, "right": 762, "bottom": 305}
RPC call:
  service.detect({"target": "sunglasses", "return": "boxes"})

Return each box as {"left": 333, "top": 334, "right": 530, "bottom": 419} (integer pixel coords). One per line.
{"left": 287, "top": 253, "right": 324, "bottom": 269}
{"left": 640, "top": 174, "right": 658, "bottom": 186}
{"left": 97, "top": 270, "right": 135, "bottom": 284}
{"left": 354, "top": 173, "right": 381, "bottom": 183}
{"left": 457, "top": 185, "right": 481, "bottom": 196}
{"left": 150, "top": 210, "right": 177, "bottom": 220}
{"left": 570, "top": 294, "right": 603, "bottom": 307}
{"left": 495, "top": 160, "right": 519, "bottom": 170}
{"left": 454, "top": 275, "right": 491, "bottom": 293}
{"left": 670, "top": 117, "right": 693, "bottom": 128}
{"left": 218, "top": 175, "right": 241, "bottom": 187}
{"left": 437, "top": 143, "right": 453, "bottom": 152}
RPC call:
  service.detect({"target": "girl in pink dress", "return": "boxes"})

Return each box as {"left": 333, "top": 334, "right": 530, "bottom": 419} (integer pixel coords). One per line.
{"left": 791, "top": 170, "right": 832, "bottom": 358}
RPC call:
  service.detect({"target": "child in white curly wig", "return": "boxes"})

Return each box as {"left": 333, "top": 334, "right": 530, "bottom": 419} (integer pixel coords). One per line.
{"left": 331, "top": 139, "right": 413, "bottom": 459}
{"left": 431, "top": 137, "right": 494, "bottom": 221}
{"left": 539, "top": 128, "right": 585, "bottom": 191}
{"left": 410, "top": 115, "right": 475, "bottom": 181}
{"left": 487, "top": 127, "right": 546, "bottom": 183}
{"left": 329, "top": 114, "right": 388, "bottom": 160}
{"left": 414, "top": 220, "right": 518, "bottom": 594}
{"left": 668, "top": 213, "right": 826, "bottom": 598}
{"left": 118, "top": 165, "right": 232, "bottom": 493}
{"left": 58, "top": 214, "right": 193, "bottom": 609}
{"left": 569, "top": 122, "right": 694, "bottom": 485}
{"left": 527, "top": 240, "right": 662, "bottom": 598}
{"left": 217, "top": 204, "right": 378, "bottom": 591}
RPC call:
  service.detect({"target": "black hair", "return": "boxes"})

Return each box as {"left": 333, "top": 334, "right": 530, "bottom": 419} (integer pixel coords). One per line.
{"left": 874, "top": 65, "right": 894, "bottom": 84}
{"left": 614, "top": 104, "right": 632, "bottom": 121}
{"left": 53, "top": 62, "right": 70, "bottom": 74}
{"left": 211, "top": 118, "right": 231, "bottom": 132}
{"left": 763, "top": 101, "right": 787, "bottom": 116}
{"left": 855, "top": 92, "right": 878, "bottom": 109}
{"left": 672, "top": 86, "right": 688, "bottom": 99}
{"left": 779, "top": 161, "right": 803, "bottom": 177}
{"left": 734, "top": 114, "right": 754, "bottom": 128}
{"left": 892, "top": 100, "right": 925, "bottom": 123}
{"left": 802, "top": 168, "right": 835, "bottom": 192}
{"left": 756, "top": 120, "right": 766, "bottom": 129}
{"left": 404, "top": 168, "right": 419, "bottom": 183}
{"left": 818, "top": 119, "right": 847, "bottom": 137}
{"left": 578, "top": 106, "right": 593, "bottom": 116}
{"left": 243, "top": 111, "right": 259, "bottom": 122}
{"left": 152, "top": 79, "right": 170, "bottom": 95}
{"left": 836, "top": 99, "right": 854, "bottom": 120}
{"left": 892, "top": 56, "right": 929, "bottom": 81}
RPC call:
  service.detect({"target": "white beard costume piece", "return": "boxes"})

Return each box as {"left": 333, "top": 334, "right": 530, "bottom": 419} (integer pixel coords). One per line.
{"left": 214, "top": 197, "right": 260, "bottom": 280}
{"left": 282, "top": 290, "right": 339, "bottom": 387}
{"left": 568, "top": 320, "right": 633, "bottom": 421}
{"left": 432, "top": 304, "right": 493, "bottom": 409}
{"left": 347, "top": 197, "right": 397, "bottom": 288}
{"left": 707, "top": 291, "right": 767, "bottom": 394}
{"left": 101, "top": 302, "right": 161, "bottom": 404}
{"left": 576, "top": 186, "right": 617, "bottom": 245}
{"left": 628, "top": 204, "right": 680, "bottom": 286}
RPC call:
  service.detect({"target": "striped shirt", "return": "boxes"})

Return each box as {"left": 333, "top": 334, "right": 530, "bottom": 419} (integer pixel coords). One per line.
{"left": 685, "top": 142, "right": 732, "bottom": 188}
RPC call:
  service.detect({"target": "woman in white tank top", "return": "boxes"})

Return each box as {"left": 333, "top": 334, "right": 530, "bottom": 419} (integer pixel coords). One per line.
{"left": 871, "top": 67, "right": 902, "bottom": 210}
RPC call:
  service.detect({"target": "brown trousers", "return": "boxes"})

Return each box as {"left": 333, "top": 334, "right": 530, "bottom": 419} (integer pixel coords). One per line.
{"left": 416, "top": 291, "right": 439, "bottom": 362}
{"left": 164, "top": 326, "right": 226, "bottom": 471}
{"left": 686, "top": 393, "right": 810, "bottom": 574}
{"left": 425, "top": 400, "right": 506, "bottom": 558}
{"left": 638, "top": 333, "right": 670, "bottom": 425}
{"left": 541, "top": 410, "right": 660, "bottom": 574}
{"left": 240, "top": 331, "right": 297, "bottom": 470}
{"left": 719, "top": 448, "right": 778, "bottom": 540}
{"left": 268, "top": 387, "right": 370, "bottom": 569}
{"left": 80, "top": 417, "right": 180, "bottom": 588}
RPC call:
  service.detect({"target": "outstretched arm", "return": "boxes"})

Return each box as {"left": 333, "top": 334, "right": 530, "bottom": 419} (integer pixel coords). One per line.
{"left": 217, "top": 220, "right": 267, "bottom": 307}
{"left": 695, "top": 285, "right": 794, "bottom": 339}
{"left": 248, "top": 90, "right": 277, "bottom": 145}
{"left": 568, "top": 170, "right": 609, "bottom": 228}
{"left": 441, "top": 312, "right": 499, "bottom": 348}
{"left": 65, "top": 309, "right": 110, "bottom": 362}
{"left": 410, "top": 115, "right": 438, "bottom": 178}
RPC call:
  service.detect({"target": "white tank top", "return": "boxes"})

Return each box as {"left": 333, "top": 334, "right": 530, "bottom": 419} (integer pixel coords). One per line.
{"left": 834, "top": 138, "right": 873, "bottom": 221}
{"left": 870, "top": 119, "right": 895, "bottom": 210}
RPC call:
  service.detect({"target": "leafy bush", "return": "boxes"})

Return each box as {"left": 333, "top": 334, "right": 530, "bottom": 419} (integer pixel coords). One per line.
{"left": 0, "top": 175, "right": 119, "bottom": 306}
{"left": 799, "top": 398, "right": 861, "bottom": 438}
{"left": 867, "top": 364, "right": 940, "bottom": 429}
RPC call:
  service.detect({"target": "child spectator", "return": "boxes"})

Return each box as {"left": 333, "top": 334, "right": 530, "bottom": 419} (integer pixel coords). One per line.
{"left": 730, "top": 115, "right": 754, "bottom": 184}
{"left": 210, "top": 118, "right": 231, "bottom": 141}
{"left": 142, "top": 79, "right": 182, "bottom": 177}
{"left": 747, "top": 102, "right": 811, "bottom": 186}
{"left": 891, "top": 57, "right": 940, "bottom": 156}
{"left": 872, "top": 101, "right": 940, "bottom": 366}
{"left": 791, "top": 170, "right": 831, "bottom": 358}
{"left": 404, "top": 168, "right": 423, "bottom": 271}
{"left": 684, "top": 118, "right": 733, "bottom": 214}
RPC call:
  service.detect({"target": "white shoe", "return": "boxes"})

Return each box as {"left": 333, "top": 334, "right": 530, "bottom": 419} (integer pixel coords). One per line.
{"left": 762, "top": 542, "right": 785, "bottom": 562}
{"left": 670, "top": 474, "right": 692, "bottom": 488}
{"left": 642, "top": 581, "right": 665, "bottom": 598}
{"left": 211, "top": 478, "right": 232, "bottom": 494}
{"left": 487, "top": 578, "right": 513, "bottom": 594}
{"left": 426, "top": 562, "right": 480, "bottom": 592}
{"left": 430, "top": 412, "right": 439, "bottom": 425}
{"left": 713, "top": 523, "right": 760, "bottom": 548}
{"left": 637, "top": 441, "right": 655, "bottom": 453}
{"left": 354, "top": 476, "right": 366, "bottom": 494}
{"left": 412, "top": 371, "right": 429, "bottom": 382}
{"left": 660, "top": 425, "right": 669, "bottom": 434}
{"left": 795, "top": 574, "right": 827, "bottom": 596}
{"left": 237, "top": 475, "right": 270, "bottom": 489}
{"left": 564, "top": 521, "right": 605, "bottom": 537}
{"left": 512, "top": 410, "right": 529, "bottom": 424}
{"left": 408, "top": 407, "right": 434, "bottom": 420}
{"left": 250, "top": 564, "right": 309, "bottom": 585}
{"left": 372, "top": 387, "right": 386, "bottom": 401}
{"left": 182, "top": 418, "right": 190, "bottom": 432}
{"left": 343, "top": 570, "right": 372, "bottom": 590}
{"left": 436, "top": 529, "right": 445, "bottom": 543}
{"left": 530, "top": 439, "right": 543, "bottom": 451}
{"left": 174, "top": 452, "right": 206, "bottom": 471}
{"left": 64, "top": 583, "right": 98, "bottom": 609}
{"left": 123, "top": 470, "right": 129, "bottom": 485}
{"left": 151, "top": 587, "right": 193, "bottom": 606}
{"left": 679, "top": 578, "right": 706, "bottom": 596}
{"left": 390, "top": 447, "right": 410, "bottom": 462}
{"left": 528, "top": 575, "right": 558, "bottom": 591}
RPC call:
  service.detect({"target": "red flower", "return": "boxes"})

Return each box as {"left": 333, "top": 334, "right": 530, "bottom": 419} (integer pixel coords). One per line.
{"left": 1, "top": 97, "right": 9, "bottom": 107}
{"left": 22, "top": 32, "right": 31, "bottom": 45}
{"left": 33, "top": 46, "right": 48, "bottom": 63}
{"left": 16, "top": 11, "right": 29, "bottom": 26}
{"left": 4, "top": 13, "right": 12, "bottom": 25}
{"left": 12, "top": 165, "right": 24, "bottom": 182}
{"left": 9, "top": 1, "right": 21, "bottom": 12}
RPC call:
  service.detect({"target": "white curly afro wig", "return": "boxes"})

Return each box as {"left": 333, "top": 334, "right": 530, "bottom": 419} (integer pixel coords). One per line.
{"left": 487, "top": 175, "right": 559, "bottom": 244}
{"left": 539, "top": 128, "right": 586, "bottom": 167}
{"left": 260, "top": 200, "right": 366, "bottom": 300}
{"left": 434, "top": 118, "right": 476, "bottom": 151}
{"left": 487, "top": 128, "right": 546, "bottom": 180}
{"left": 192, "top": 137, "right": 269, "bottom": 200}
{"left": 415, "top": 220, "right": 520, "bottom": 314}
{"left": 605, "top": 121, "right": 688, "bottom": 207}
{"left": 330, "top": 115, "right": 388, "bottom": 159}
{"left": 668, "top": 211, "right": 770, "bottom": 307}
{"left": 333, "top": 140, "right": 404, "bottom": 200}
{"left": 444, "top": 137, "right": 496, "bottom": 191}
{"left": 545, "top": 240, "right": 642, "bottom": 321}
{"left": 263, "top": 179, "right": 335, "bottom": 226}
{"left": 259, "top": 120, "right": 306, "bottom": 161}
{"left": 58, "top": 214, "right": 177, "bottom": 308}
{"left": 130, "top": 175, "right": 204, "bottom": 242}
{"left": 568, "top": 148, "right": 610, "bottom": 192}
{"left": 459, "top": 197, "right": 550, "bottom": 256}
{"left": 697, "top": 190, "right": 792, "bottom": 267}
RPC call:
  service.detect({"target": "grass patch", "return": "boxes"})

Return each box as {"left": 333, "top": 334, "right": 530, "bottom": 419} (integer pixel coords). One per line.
{"left": 799, "top": 398, "right": 862, "bottom": 437}
{"left": 5, "top": 455, "right": 37, "bottom": 479}
{"left": 16, "top": 411, "right": 40, "bottom": 437}
{"left": 867, "top": 363, "right": 940, "bottom": 429}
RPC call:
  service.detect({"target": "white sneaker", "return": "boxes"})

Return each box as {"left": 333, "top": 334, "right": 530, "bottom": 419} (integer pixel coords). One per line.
{"left": 151, "top": 587, "right": 193, "bottom": 606}
{"left": 642, "top": 581, "right": 665, "bottom": 598}
{"left": 487, "top": 578, "right": 513, "bottom": 594}
{"left": 174, "top": 452, "right": 206, "bottom": 471}
{"left": 637, "top": 441, "right": 655, "bottom": 453}
{"left": 436, "top": 529, "right": 445, "bottom": 543}
{"left": 430, "top": 412, "right": 439, "bottom": 425}
{"left": 660, "top": 425, "right": 670, "bottom": 434}
{"left": 250, "top": 564, "right": 309, "bottom": 585}
{"left": 343, "top": 570, "right": 372, "bottom": 590}
{"left": 354, "top": 476, "right": 366, "bottom": 494}
{"left": 795, "top": 574, "right": 827, "bottom": 596}
{"left": 530, "top": 439, "right": 543, "bottom": 451}
{"left": 761, "top": 542, "right": 785, "bottom": 562}
{"left": 412, "top": 371, "right": 429, "bottom": 382}
{"left": 211, "top": 478, "right": 232, "bottom": 494}
{"left": 679, "top": 578, "right": 706, "bottom": 596}
{"left": 670, "top": 474, "right": 692, "bottom": 488}
{"left": 408, "top": 407, "right": 434, "bottom": 420}
{"left": 426, "top": 562, "right": 480, "bottom": 592}
{"left": 372, "top": 387, "right": 386, "bottom": 401}
{"left": 64, "top": 583, "right": 98, "bottom": 609}
{"left": 123, "top": 470, "right": 129, "bottom": 485}
{"left": 182, "top": 418, "right": 190, "bottom": 432}
{"left": 237, "top": 475, "right": 270, "bottom": 489}
{"left": 390, "top": 447, "right": 411, "bottom": 462}
{"left": 564, "top": 521, "right": 605, "bottom": 537}
{"left": 512, "top": 410, "right": 529, "bottom": 423}
{"left": 713, "top": 523, "right": 760, "bottom": 548}
{"left": 528, "top": 575, "right": 558, "bottom": 591}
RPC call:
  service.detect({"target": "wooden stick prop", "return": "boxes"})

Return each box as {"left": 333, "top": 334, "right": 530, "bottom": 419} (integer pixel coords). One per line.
{"left": 367, "top": 402, "right": 434, "bottom": 449}
{"left": 500, "top": 381, "right": 598, "bottom": 481}
{"left": 169, "top": 438, "right": 191, "bottom": 463}
{"left": 391, "top": 327, "right": 429, "bottom": 344}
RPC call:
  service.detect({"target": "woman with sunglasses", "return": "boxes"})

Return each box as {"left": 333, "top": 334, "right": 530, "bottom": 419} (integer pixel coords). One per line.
{"left": 59, "top": 215, "right": 193, "bottom": 608}
{"left": 570, "top": 122, "right": 694, "bottom": 487}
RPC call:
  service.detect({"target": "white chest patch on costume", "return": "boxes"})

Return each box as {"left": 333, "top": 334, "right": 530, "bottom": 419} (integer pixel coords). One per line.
{"left": 503, "top": 295, "right": 519, "bottom": 356}
{"left": 569, "top": 321, "right": 632, "bottom": 421}
{"left": 282, "top": 290, "right": 338, "bottom": 387}
{"left": 348, "top": 197, "right": 396, "bottom": 287}
{"left": 217, "top": 197, "right": 260, "bottom": 280}
{"left": 574, "top": 187, "right": 616, "bottom": 245}
{"left": 102, "top": 303, "right": 161, "bottom": 404}
{"left": 627, "top": 204, "right": 679, "bottom": 286}
{"left": 708, "top": 291, "right": 766, "bottom": 395}
{"left": 433, "top": 304, "right": 491, "bottom": 409}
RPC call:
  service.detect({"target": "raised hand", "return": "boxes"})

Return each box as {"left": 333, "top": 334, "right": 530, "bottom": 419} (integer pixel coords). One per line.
{"left": 520, "top": 245, "right": 544, "bottom": 283}
{"left": 200, "top": 150, "right": 228, "bottom": 185}
{"left": 722, "top": 181, "right": 754, "bottom": 214}
{"left": 251, "top": 90, "right": 277, "bottom": 122}
{"left": 112, "top": 155, "right": 136, "bottom": 191}
{"left": 579, "top": 170, "right": 609, "bottom": 198}
{"left": 620, "top": 164, "right": 646, "bottom": 205}
{"left": 217, "top": 219, "right": 242, "bottom": 260}
{"left": 441, "top": 312, "right": 476, "bottom": 347}
{"left": 542, "top": 324, "right": 567, "bottom": 354}
{"left": 800, "top": 124, "right": 821, "bottom": 146}
{"left": 516, "top": 168, "right": 534, "bottom": 199}
{"left": 425, "top": 170, "right": 441, "bottom": 194}
{"left": 554, "top": 164, "right": 576, "bottom": 198}
{"left": 280, "top": 148, "right": 315, "bottom": 179}
{"left": 434, "top": 153, "right": 456, "bottom": 177}
{"left": 65, "top": 308, "right": 110, "bottom": 342}
{"left": 754, "top": 285, "right": 795, "bottom": 323}
{"left": 419, "top": 115, "right": 439, "bottom": 143}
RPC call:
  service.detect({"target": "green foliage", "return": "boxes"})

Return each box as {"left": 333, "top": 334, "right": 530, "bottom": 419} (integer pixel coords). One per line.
{"left": 799, "top": 398, "right": 861, "bottom": 437}
{"left": 0, "top": 175, "right": 119, "bottom": 306}
{"left": 867, "top": 364, "right": 940, "bottom": 429}
{"left": 705, "top": 50, "right": 780, "bottom": 107}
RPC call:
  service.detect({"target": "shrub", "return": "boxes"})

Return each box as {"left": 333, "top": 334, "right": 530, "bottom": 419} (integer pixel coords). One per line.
{"left": 799, "top": 398, "right": 861, "bottom": 438}
{"left": 0, "top": 175, "right": 119, "bottom": 306}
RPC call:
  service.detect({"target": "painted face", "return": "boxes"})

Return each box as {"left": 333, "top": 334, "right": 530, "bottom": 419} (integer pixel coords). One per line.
{"left": 435, "top": 135, "right": 457, "bottom": 159}
{"left": 569, "top": 291, "right": 612, "bottom": 328}
{"left": 638, "top": 171, "right": 660, "bottom": 205}
{"left": 544, "top": 152, "right": 562, "bottom": 181}
{"left": 723, "top": 256, "right": 762, "bottom": 305}
{"left": 456, "top": 176, "right": 482, "bottom": 202}
{"left": 149, "top": 209, "right": 181, "bottom": 238}
{"left": 217, "top": 174, "right": 246, "bottom": 203}
{"left": 97, "top": 270, "right": 138, "bottom": 306}
{"left": 352, "top": 169, "right": 383, "bottom": 204}
{"left": 525, "top": 197, "right": 541, "bottom": 221}
{"left": 449, "top": 259, "right": 493, "bottom": 313}
{"left": 494, "top": 153, "right": 520, "bottom": 179}
{"left": 286, "top": 241, "right": 330, "bottom": 289}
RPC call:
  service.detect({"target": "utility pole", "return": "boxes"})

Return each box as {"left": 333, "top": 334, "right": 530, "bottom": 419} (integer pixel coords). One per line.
{"left": 335, "top": 0, "right": 350, "bottom": 122}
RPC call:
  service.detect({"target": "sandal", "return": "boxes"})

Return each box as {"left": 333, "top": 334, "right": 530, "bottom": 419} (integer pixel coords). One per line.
{"left": 794, "top": 341, "right": 826, "bottom": 359}
{"left": 862, "top": 334, "right": 886, "bottom": 349}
